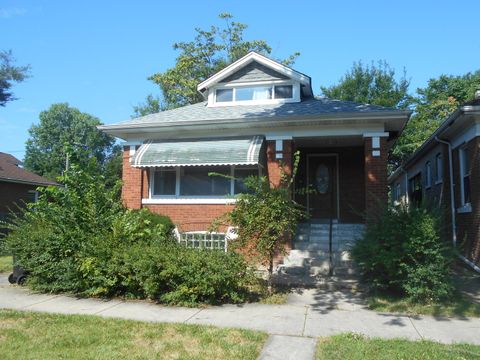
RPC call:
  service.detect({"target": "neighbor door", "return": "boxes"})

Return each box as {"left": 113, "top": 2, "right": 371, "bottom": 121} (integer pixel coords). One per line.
{"left": 307, "top": 155, "right": 338, "bottom": 220}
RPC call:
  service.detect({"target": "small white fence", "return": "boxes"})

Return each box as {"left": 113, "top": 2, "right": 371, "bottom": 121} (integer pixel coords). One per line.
{"left": 178, "top": 231, "right": 229, "bottom": 252}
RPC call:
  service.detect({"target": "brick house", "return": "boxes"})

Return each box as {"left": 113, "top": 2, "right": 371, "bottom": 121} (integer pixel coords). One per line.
{"left": 99, "top": 52, "right": 410, "bottom": 247}
{"left": 0, "top": 152, "right": 57, "bottom": 221}
{"left": 389, "top": 92, "right": 480, "bottom": 270}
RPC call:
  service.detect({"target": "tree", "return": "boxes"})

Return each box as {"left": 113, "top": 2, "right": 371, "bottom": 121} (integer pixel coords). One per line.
{"left": 132, "top": 94, "right": 165, "bottom": 117}
{"left": 392, "top": 70, "right": 480, "bottom": 166}
{"left": 146, "top": 13, "right": 300, "bottom": 109}
{"left": 24, "top": 103, "right": 121, "bottom": 184}
{"left": 321, "top": 60, "right": 411, "bottom": 109}
{"left": 0, "top": 50, "right": 30, "bottom": 106}
{"left": 217, "top": 153, "right": 305, "bottom": 290}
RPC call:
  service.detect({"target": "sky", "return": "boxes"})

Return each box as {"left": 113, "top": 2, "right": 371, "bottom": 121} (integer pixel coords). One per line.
{"left": 1, "top": 0, "right": 479, "bottom": 160}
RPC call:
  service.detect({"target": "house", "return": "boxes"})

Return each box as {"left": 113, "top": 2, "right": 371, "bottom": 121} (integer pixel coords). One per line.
{"left": 389, "top": 91, "right": 480, "bottom": 270}
{"left": 99, "top": 52, "right": 411, "bottom": 245}
{"left": 0, "top": 152, "right": 57, "bottom": 221}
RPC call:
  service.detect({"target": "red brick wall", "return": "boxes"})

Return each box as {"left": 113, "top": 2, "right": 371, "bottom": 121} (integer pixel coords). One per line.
{"left": 266, "top": 140, "right": 292, "bottom": 188}
{"left": 122, "top": 146, "right": 143, "bottom": 209}
{"left": 364, "top": 137, "right": 388, "bottom": 221}
{"left": 145, "top": 204, "right": 234, "bottom": 232}
{"left": 453, "top": 137, "right": 480, "bottom": 265}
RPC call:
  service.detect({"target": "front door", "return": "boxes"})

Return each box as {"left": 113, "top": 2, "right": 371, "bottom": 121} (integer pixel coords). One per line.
{"left": 307, "top": 155, "right": 338, "bottom": 219}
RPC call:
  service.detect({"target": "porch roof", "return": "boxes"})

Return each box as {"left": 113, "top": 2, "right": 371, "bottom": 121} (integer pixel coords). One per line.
{"left": 132, "top": 136, "right": 264, "bottom": 167}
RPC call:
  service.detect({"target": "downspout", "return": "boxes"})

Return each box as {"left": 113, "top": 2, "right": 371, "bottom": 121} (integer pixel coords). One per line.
{"left": 435, "top": 137, "right": 457, "bottom": 247}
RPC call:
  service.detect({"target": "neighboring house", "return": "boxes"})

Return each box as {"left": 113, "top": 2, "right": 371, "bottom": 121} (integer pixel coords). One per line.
{"left": 389, "top": 91, "right": 480, "bottom": 269}
{"left": 99, "top": 52, "right": 411, "bottom": 239}
{"left": 0, "top": 152, "right": 57, "bottom": 221}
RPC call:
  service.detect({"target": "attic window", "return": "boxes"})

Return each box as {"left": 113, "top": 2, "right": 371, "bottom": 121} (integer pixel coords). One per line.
{"left": 214, "top": 84, "right": 293, "bottom": 104}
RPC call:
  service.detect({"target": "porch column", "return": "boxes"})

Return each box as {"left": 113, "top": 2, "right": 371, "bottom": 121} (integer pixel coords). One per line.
{"left": 266, "top": 138, "right": 293, "bottom": 188}
{"left": 364, "top": 133, "right": 389, "bottom": 221}
{"left": 121, "top": 145, "right": 143, "bottom": 209}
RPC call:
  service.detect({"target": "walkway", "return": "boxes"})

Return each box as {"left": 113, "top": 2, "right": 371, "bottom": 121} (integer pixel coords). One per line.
{"left": 1, "top": 275, "right": 480, "bottom": 359}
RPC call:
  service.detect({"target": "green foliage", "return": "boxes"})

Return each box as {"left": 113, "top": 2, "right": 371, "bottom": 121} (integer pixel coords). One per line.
{"left": 321, "top": 60, "right": 411, "bottom": 109}
{"left": 132, "top": 94, "right": 166, "bottom": 117}
{"left": 221, "top": 152, "right": 306, "bottom": 280}
{"left": 147, "top": 13, "right": 299, "bottom": 108}
{"left": 392, "top": 70, "right": 480, "bottom": 166}
{"left": 24, "top": 103, "right": 121, "bottom": 183}
{"left": 352, "top": 204, "right": 454, "bottom": 303}
{"left": 0, "top": 50, "right": 30, "bottom": 106}
{"left": 5, "top": 166, "right": 250, "bottom": 305}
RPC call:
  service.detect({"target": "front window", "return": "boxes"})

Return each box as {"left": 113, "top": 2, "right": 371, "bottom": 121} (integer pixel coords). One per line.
{"left": 460, "top": 146, "right": 471, "bottom": 206}
{"left": 151, "top": 165, "right": 260, "bottom": 198}
{"left": 180, "top": 167, "right": 230, "bottom": 196}
{"left": 214, "top": 84, "right": 293, "bottom": 104}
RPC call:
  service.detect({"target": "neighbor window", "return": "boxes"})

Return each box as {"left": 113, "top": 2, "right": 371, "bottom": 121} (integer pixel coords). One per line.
{"left": 435, "top": 153, "right": 443, "bottom": 183}
{"left": 394, "top": 183, "right": 401, "bottom": 202}
{"left": 151, "top": 166, "right": 260, "bottom": 197}
{"left": 409, "top": 173, "right": 422, "bottom": 206}
{"left": 425, "top": 161, "right": 432, "bottom": 188}
{"left": 214, "top": 84, "right": 293, "bottom": 104}
{"left": 459, "top": 146, "right": 471, "bottom": 206}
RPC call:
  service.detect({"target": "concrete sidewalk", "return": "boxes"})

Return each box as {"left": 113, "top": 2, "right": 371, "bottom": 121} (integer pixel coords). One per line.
{"left": 1, "top": 275, "right": 480, "bottom": 349}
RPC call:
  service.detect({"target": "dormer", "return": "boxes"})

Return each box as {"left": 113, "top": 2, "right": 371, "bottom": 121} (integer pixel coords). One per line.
{"left": 197, "top": 52, "right": 313, "bottom": 107}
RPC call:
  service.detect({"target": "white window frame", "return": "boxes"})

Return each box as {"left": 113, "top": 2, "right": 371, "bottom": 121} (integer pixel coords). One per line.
{"left": 209, "top": 80, "right": 300, "bottom": 107}
{"left": 435, "top": 153, "right": 443, "bottom": 184}
{"left": 459, "top": 145, "right": 471, "bottom": 211}
{"left": 146, "top": 165, "right": 261, "bottom": 204}
{"left": 425, "top": 161, "right": 432, "bottom": 189}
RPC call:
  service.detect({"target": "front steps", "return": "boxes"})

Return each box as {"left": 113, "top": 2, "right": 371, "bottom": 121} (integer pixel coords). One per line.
{"left": 273, "top": 222, "right": 365, "bottom": 287}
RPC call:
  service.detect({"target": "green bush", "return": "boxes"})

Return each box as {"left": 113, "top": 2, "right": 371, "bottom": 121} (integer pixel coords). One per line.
{"left": 352, "top": 204, "right": 454, "bottom": 302}
{"left": 4, "top": 165, "right": 252, "bottom": 305}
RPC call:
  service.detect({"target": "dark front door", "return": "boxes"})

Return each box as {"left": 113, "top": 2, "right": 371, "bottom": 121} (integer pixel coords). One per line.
{"left": 307, "top": 155, "right": 338, "bottom": 219}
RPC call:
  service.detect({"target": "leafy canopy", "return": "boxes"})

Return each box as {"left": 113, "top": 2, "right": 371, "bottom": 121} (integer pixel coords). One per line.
{"left": 147, "top": 13, "right": 300, "bottom": 109}
{"left": 24, "top": 103, "right": 121, "bottom": 183}
{"left": 0, "top": 50, "right": 30, "bottom": 106}
{"left": 321, "top": 60, "right": 411, "bottom": 109}
{"left": 392, "top": 70, "right": 480, "bottom": 165}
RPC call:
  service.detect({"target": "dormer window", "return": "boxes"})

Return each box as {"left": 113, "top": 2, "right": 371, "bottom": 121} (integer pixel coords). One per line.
{"left": 213, "top": 84, "right": 294, "bottom": 105}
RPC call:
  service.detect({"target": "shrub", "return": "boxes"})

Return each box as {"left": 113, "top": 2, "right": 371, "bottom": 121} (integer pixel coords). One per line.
{"left": 352, "top": 203, "right": 454, "bottom": 302}
{"left": 5, "top": 165, "right": 252, "bottom": 305}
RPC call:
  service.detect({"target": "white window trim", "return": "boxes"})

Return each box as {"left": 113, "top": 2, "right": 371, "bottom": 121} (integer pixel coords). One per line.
{"left": 209, "top": 81, "right": 300, "bottom": 107}
{"left": 459, "top": 145, "right": 471, "bottom": 208}
{"left": 147, "top": 165, "right": 260, "bottom": 203}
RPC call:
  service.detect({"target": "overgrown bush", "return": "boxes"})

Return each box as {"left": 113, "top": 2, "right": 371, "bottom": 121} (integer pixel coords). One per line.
{"left": 5, "top": 165, "right": 251, "bottom": 305}
{"left": 352, "top": 203, "right": 454, "bottom": 302}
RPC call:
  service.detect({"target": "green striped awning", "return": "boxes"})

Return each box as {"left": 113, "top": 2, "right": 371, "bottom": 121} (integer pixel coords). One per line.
{"left": 132, "top": 136, "right": 264, "bottom": 167}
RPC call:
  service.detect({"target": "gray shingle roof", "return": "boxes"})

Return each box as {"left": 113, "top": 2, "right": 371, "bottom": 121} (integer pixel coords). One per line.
{"left": 114, "top": 97, "right": 400, "bottom": 128}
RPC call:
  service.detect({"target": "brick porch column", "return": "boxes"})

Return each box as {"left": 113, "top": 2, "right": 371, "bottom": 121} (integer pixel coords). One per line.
{"left": 266, "top": 138, "right": 293, "bottom": 188}
{"left": 266, "top": 138, "right": 294, "bottom": 253}
{"left": 364, "top": 134, "right": 388, "bottom": 222}
{"left": 121, "top": 145, "right": 143, "bottom": 209}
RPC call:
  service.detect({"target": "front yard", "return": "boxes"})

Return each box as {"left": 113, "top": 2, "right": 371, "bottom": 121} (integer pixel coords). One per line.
{"left": 316, "top": 333, "right": 480, "bottom": 360}
{"left": 0, "top": 310, "right": 267, "bottom": 360}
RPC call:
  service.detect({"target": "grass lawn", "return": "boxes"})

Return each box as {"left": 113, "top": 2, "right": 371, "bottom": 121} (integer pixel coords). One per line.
{"left": 316, "top": 333, "right": 480, "bottom": 360}
{"left": 0, "top": 255, "right": 12, "bottom": 273}
{"left": 0, "top": 310, "right": 267, "bottom": 360}
{"left": 368, "top": 294, "right": 480, "bottom": 318}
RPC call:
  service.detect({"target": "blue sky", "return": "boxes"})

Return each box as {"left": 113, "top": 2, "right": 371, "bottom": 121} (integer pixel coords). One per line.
{"left": 1, "top": 0, "right": 479, "bottom": 160}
